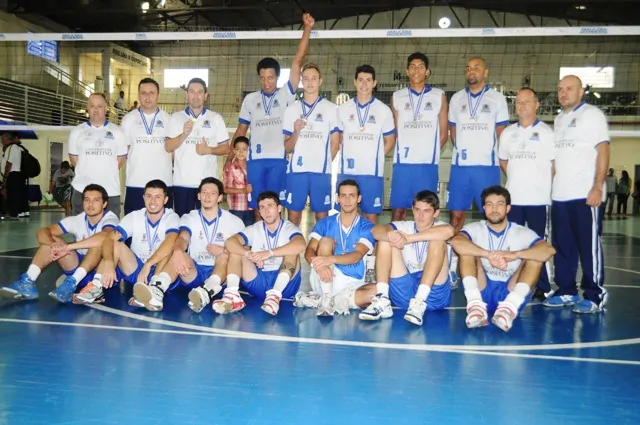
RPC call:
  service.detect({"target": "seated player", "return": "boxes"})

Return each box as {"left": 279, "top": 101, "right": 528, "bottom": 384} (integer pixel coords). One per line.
{"left": 221, "top": 191, "right": 306, "bottom": 315}
{"left": 0, "top": 184, "right": 118, "bottom": 302}
{"left": 360, "top": 190, "right": 455, "bottom": 325}
{"left": 450, "top": 185, "right": 556, "bottom": 332}
{"left": 132, "top": 177, "right": 245, "bottom": 312}
{"left": 73, "top": 180, "right": 180, "bottom": 304}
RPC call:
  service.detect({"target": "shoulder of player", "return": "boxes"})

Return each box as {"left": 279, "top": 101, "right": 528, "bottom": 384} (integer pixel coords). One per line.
{"left": 461, "top": 220, "right": 485, "bottom": 234}
{"left": 169, "top": 109, "right": 187, "bottom": 120}
{"left": 220, "top": 209, "right": 244, "bottom": 225}
{"left": 283, "top": 219, "right": 303, "bottom": 233}
{"left": 428, "top": 86, "right": 445, "bottom": 97}
{"left": 357, "top": 216, "right": 375, "bottom": 231}
{"left": 535, "top": 121, "right": 554, "bottom": 136}
{"left": 450, "top": 89, "right": 467, "bottom": 102}
{"left": 164, "top": 208, "right": 180, "bottom": 220}
{"left": 106, "top": 122, "right": 125, "bottom": 135}
{"left": 581, "top": 103, "right": 607, "bottom": 119}
{"left": 320, "top": 98, "right": 337, "bottom": 108}
{"left": 373, "top": 99, "right": 393, "bottom": 115}
{"left": 486, "top": 88, "right": 507, "bottom": 103}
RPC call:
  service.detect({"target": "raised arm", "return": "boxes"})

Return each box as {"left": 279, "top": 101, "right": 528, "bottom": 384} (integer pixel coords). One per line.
{"left": 288, "top": 14, "right": 315, "bottom": 90}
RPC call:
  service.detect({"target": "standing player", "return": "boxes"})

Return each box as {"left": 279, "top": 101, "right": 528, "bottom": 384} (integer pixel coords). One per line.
{"left": 451, "top": 185, "right": 556, "bottom": 331}
{"left": 544, "top": 75, "right": 610, "bottom": 314}
{"left": 72, "top": 180, "right": 180, "bottom": 304}
{"left": 360, "top": 190, "right": 454, "bottom": 325}
{"left": 283, "top": 63, "right": 340, "bottom": 226}
{"left": 221, "top": 191, "right": 306, "bottom": 316}
{"left": 68, "top": 93, "right": 128, "bottom": 217}
{"left": 0, "top": 184, "right": 118, "bottom": 303}
{"left": 121, "top": 78, "right": 173, "bottom": 214}
{"left": 165, "top": 78, "right": 230, "bottom": 216}
{"left": 390, "top": 53, "right": 448, "bottom": 221}
{"left": 498, "top": 87, "right": 554, "bottom": 300}
{"left": 229, "top": 14, "right": 315, "bottom": 218}
{"left": 337, "top": 65, "right": 396, "bottom": 224}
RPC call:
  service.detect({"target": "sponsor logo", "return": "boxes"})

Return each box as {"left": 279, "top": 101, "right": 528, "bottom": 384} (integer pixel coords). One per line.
{"left": 580, "top": 27, "right": 607, "bottom": 35}
{"left": 203, "top": 120, "right": 211, "bottom": 128}
{"left": 135, "top": 33, "right": 147, "bottom": 40}
{"left": 424, "top": 102, "right": 433, "bottom": 110}
{"left": 0, "top": 34, "right": 5, "bottom": 39}
{"left": 324, "top": 195, "right": 330, "bottom": 205}
{"left": 62, "top": 34, "right": 84, "bottom": 40}
{"left": 482, "top": 28, "right": 496, "bottom": 35}
{"left": 530, "top": 132, "right": 540, "bottom": 141}
{"left": 386, "top": 30, "right": 412, "bottom": 37}
{"left": 569, "top": 118, "right": 577, "bottom": 127}
{"left": 315, "top": 113, "right": 323, "bottom": 122}
{"left": 215, "top": 232, "right": 224, "bottom": 242}
{"left": 156, "top": 120, "right": 164, "bottom": 128}
{"left": 213, "top": 32, "right": 236, "bottom": 39}
{"left": 105, "top": 131, "right": 114, "bottom": 139}
{"left": 481, "top": 104, "right": 491, "bottom": 113}
{"left": 367, "top": 115, "right": 376, "bottom": 123}
{"left": 310, "top": 30, "right": 320, "bottom": 38}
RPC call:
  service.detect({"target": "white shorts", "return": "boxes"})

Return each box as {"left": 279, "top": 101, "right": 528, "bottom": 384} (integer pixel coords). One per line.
{"left": 309, "top": 266, "right": 367, "bottom": 296}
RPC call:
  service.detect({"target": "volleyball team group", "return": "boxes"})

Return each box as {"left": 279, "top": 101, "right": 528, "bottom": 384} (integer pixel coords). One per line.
{"left": 0, "top": 14, "right": 610, "bottom": 332}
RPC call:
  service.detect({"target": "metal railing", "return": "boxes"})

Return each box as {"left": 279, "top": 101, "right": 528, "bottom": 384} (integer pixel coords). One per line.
{"left": 40, "top": 63, "right": 93, "bottom": 101}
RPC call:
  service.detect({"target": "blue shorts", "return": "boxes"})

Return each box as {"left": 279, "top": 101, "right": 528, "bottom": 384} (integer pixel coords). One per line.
{"left": 125, "top": 186, "right": 174, "bottom": 215}
{"left": 116, "top": 255, "right": 155, "bottom": 285}
{"left": 285, "top": 172, "right": 332, "bottom": 213}
{"left": 390, "top": 164, "right": 439, "bottom": 209}
{"left": 336, "top": 174, "right": 383, "bottom": 214}
{"left": 173, "top": 186, "right": 200, "bottom": 217}
{"left": 481, "top": 276, "right": 532, "bottom": 313}
{"left": 247, "top": 159, "right": 287, "bottom": 209}
{"left": 173, "top": 264, "right": 214, "bottom": 291}
{"left": 62, "top": 252, "right": 96, "bottom": 289}
{"left": 242, "top": 269, "right": 301, "bottom": 300}
{"left": 447, "top": 165, "right": 500, "bottom": 211}
{"left": 389, "top": 272, "right": 451, "bottom": 310}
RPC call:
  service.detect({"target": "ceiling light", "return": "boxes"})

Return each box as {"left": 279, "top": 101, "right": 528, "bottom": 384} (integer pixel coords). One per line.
{"left": 575, "top": 5, "right": 586, "bottom": 10}
{"left": 141, "top": 1, "right": 150, "bottom": 12}
{"left": 438, "top": 17, "right": 451, "bottom": 29}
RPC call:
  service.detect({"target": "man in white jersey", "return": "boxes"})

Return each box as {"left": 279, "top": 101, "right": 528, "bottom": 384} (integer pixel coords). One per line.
{"left": 166, "top": 78, "right": 230, "bottom": 216}
{"left": 283, "top": 63, "right": 340, "bottom": 226}
{"left": 121, "top": 78, "right": 173, "bottom": 214}
{"left": 337, "top": 64, "right": 396, "bottom": 224}
{"left": 228, "top": 14, "right": 314, "bottom": 219}
{"left": 131, "top": 177, "right": 244, "bottom": 312}
{"left": 498, "top": 87, "right": 554, "bottom": 300}
{"left": 447, "top": 57, "right": 510, "bottom": 233}
{"left": 0, "top": 184, "right": 118, "bottom": 303}
{"left": 451, "top": 185, "right": 555, "bottom": 331}
{"left": 295, "top": 179, "right": 377, "bottom": 317}
{"left": 72, "top": 180, "right": 180, "bottom": 304}
{"left": 544, "top": 75, "right": 610, "bottom": 314}
{"left": 221, "top": 191, "right": 306, "bottom": 315}
{"left": 68, "top": 93, "right": 128, "bottom": 217}
{"left": 360, "top": 190, "right": 454, "bottom": 325}
{"left": 390, "top": 53, "right": 448, "bottom": 221}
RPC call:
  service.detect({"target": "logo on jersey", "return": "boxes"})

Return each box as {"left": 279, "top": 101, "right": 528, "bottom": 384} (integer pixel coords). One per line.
{"left": 256, "top": 102, "right": 262, "bottom": 109}
{"left": 461, "top": 105, "right": 467, "bottom": 112}
{"left": 404, "top": 102, "right": 411, "bottom": 110}
{"left": 198, "top": 231, "right": 204, "bottom": 240}
{"left": 105, "top": 131, "right": 114, "bottom": 139}
{"left": 203, "top": 120, "right": 211, "bottom": 128}
{"left": 315, "top": 113, "right": 323, "bottom": 122}
{"left": 279, "top": 190, "right": 286, "bottom": 200}
{"left": 530, "top": 132, "right": 540, "bottom": 141}
{"left": 215, "top": 232, "right": 225, "bottom": 242}
{"left": 95, "top": 140, "right": 104, "bottom": 148}
{"left": 348, "top": 114, "right": 355, "bottom": 121}
{"left": 156, "top": 120, "right": 164, "bottom": 128}
{"left": 324, "top": 195, "right": 330, "bottom": 205}
{"left": 424, "top": 102, "right": 433, "bottom": 110}
{"left": 273, "top": 100, "right": 280, "bottom": 108}
{"left": 569, "top": 118, "right": 577, "bottom": 127}
{"left": 367, "top": 115, "right": 376, "bottom": 124}
{"left": 373, "top": 197, "right": 381, "bottom": 207}
{"left": 481, "top": 104, "right": 490, "bottom": 113}
{"left": 141, "top": 233, "right": 147, "bottom": 242}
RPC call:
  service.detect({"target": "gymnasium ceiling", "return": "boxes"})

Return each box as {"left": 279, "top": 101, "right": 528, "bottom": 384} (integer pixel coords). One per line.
{"left": 6, "top": 0, "right": 640, "bottom": 32}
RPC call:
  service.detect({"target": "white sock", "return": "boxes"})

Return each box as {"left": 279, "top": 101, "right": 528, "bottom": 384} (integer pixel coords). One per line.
{"left": 71, "top": 267, "right": 87, "bottom": 283}
{"left": 321, "top": 282, "right": 332, "bottom": 296}
{"left": 92, "top": 273, "right": 104, "bottom": 288}
{"left": 203, "top": 274, "right": 222, "bottom": 293}
{"left": 225, "top": 274, "right": 240, "bottom": 293}
{"left": 462, "top": 276, "right": 482, "bottom": 303}
{"left": 376, "top": 282, "right": 389, "bottom": 298}
{"left": 348, "top": 289, "right": 358, "bottom": 309}
{"left": 271, "top": 272, "right": 289, "bottom": 296}
{"left": 155, "top": 272, "right": 172, "bottom": 293}
{"left": 415, "top": 284, "right": 431, "bottom": 302}
{"left": 504, "top": 282, "right": 531, "bottom": 309}
{"left": 26, "top": 264, "right": 41, "bottom": 281}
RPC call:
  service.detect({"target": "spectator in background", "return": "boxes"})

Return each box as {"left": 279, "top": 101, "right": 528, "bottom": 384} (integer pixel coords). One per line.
{"left": 617, "top": 170, "right": 631, "bottom": 216}
{"left": 114, "top": 90, "right": 126, "bottom": 123}
{"left": 128, "top": 101, "right": 138, "bottom": 112}
{"left": 605, "top": 168, "right": 617, "bottom": 218}
{"left": 50, "top": 160, "right": 75, "bottom": 217}
{"left": 223, "top": 137, "right": 254, "bottom": 226}
{"left": 11, "top": 134, "right": 30, "bottom": 218}
{"left": 0, "top": 133, "right": 25, "bottom": 221}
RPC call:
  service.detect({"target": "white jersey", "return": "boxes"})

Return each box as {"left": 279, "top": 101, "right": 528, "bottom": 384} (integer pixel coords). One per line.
{"left": 283, "top": 97, "right": 340, "bottom": 174}
{"left": 121, "top": 108, "right": 173, "bottom": 188}
{"left": 115, "top": 208, "right": 180, "bottom": 263}
{"left": 338, "top": 98, "right": 395, "bottom": 177}
{"left": 392, "top": 86, "right": 444, "bottom": 165}
{"left": 168, "top": 108, "right": 230, "bottom": 188}
{"left": 68, "top": 121, "right": 128, "bottom": 196}
{"left": 498, "top": 120, "right": 555, "bottom": 206}
{"left": 238, "top": 218, "right": 304, "bottom": 272}
{"left": 461, "top": 220, "right": 541, "bottom": 282}
{"left": 57, "top": 211, "right": 119, "bottom": 255}
{"left": 448, "top": 86, "right": 510, "bottom": 166}
{"left": 179, "top": 209, "right": 245, "bottom": 267}
{"left": 390, "top": 220, "right": 451, "bottom": 274}
{"left": 553, "top": 103, "right": 609, "bottom": 202}
{"left": 239, "top": 83, "right": 297, "bottom": 161}
{"left": 1, "top": 143, "right": 22, "bottom": 173}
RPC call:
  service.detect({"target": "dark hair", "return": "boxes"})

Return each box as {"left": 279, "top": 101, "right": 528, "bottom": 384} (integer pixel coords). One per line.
{"left": 481, "top": 185, "right": 511, "bottom": 206}
{"left": 257, "top": 57, "right": 281, "bottom": 78}
{"left": 138, "top": 77, "right": 160, "bottom": 93}
{"left": 144, "top": 179, "right": 169, "bottom": 196}
{"left": 413, "top": 190, "right": 439, "bottom": 210}
{"left": 257, "top": 190, "right": 281, "bottom": 206}
{"left": 82, "top": 184, "right": 109, "bottom": 205}
{"left": 233, "top": 136, "right": 249, "bottom": 148}
{"left": 337, "top": 179, "right": 360, "bottom": 196}
{"left": 354, "top": 64, "right": 376, "bottom": 81}
{"left": 60, "top": 161, "right": 70, "bottom": 170}
{"left": 187, "top": 78, "right": 207, "bottom": 93}
{"left": 407, "top": 52, "right": 429, "bottom": 69}
{"left": 621, "top": 170, "right": 630, "bottom": 182}
{"left": 198, "top": 177, "right": 224, "bottom": 196}
{"left": 518, "top": 87, "right": 538, "bottom": 101}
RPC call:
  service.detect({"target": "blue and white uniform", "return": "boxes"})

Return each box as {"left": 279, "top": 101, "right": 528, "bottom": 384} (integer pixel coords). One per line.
{"left": 391, "top": 86, "right": 444, "bottom": 207}
{"left": 447, "top": 86, "right": 509, "bottom": 211}
{"left": 337, "top": 98, "right": 395, "bottom": 214}
{"left": 239, "top": 83, "right": 297, "bottom": 207}
{"left": 387, "top": 220, "right": 452, "bottom": 310}
{"left": 308, "top": 214, "right": 375, "bottom": 296}
{"left": 237, "top": 219, "right": 304, "bottom": 299}
{"left": 282, "top": 97, "right": 340, "bottom": 213}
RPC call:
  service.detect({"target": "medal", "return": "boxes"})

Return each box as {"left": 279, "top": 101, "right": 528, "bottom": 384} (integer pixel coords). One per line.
{"left": 301, "top": 96, "right": 322, "bottom": 127}
{"left": 409, "top": 86, "right": 426, "bottom": 122}
{"left": 200, "top": 209, "right": 221, "bottom": 249}
{"left": 412, "top": 223, "right": 427, "bottom": 269}
{"left": 264, "top": 219, "right": 284, "bottom": 253}
{"left": 139, "top": 107, "right": 159, "bottom": 136}
{"left": 355, "top": 98, "right": 371, "bottom": 134}
{"left": 467, "top": 85, "right": 488, "bottom": 122}
{"left": 338, "top": 214, "right": 360, "bottom": 253}
{"left": 261, "top": 90, "right": 276, "bottom": 119}
{"left": 144, "top": 211, "right": 164, "bottom": 255}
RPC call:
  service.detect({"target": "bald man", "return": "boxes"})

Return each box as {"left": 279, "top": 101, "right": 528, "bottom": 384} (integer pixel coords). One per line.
{"left": 544, "top": 75, "right": 610, "bottom": 314}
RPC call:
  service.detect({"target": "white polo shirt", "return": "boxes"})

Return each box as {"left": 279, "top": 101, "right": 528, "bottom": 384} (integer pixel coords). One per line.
{"left": 389, "top": 220, "right": 451, "bottom": 274}
{"left": 57, "top": 211, "right": 119, "bottom": 255}
{"left": 1, "top": 143, "right": 22, "bottom": 173}
{"left": 115, "top": 207, "right": 180, "bottom": 263}
{"left": 553, "top": 102, "right": 609, "bottom": 202}
{"left": 238, "top": 219, "right": 304, "bottom": 272}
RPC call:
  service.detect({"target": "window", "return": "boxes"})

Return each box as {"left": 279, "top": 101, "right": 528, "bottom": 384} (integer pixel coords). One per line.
{"left": 559, "top": 67, "right": 614, "bottom": 89}
{"left": 164, "top": 68, "right": 209, "bottom": 89}
{"left": 277, "top": 68, "right": 304, "bottom": 89}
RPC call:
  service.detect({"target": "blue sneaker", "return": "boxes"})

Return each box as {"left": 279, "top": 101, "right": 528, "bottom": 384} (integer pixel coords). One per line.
{"left": 573, "top": 299, "right": 604, "bottom": 314}
{"left": 48, "top": 276, "right": 77, "bottom": 303}
{"left": 0, "top": 273, "right": 39, "bottom": 300}
{"left": 449, "top": 270, "right": 459, "bottom": 290}
{"left": 542, "top": 293, "right": 580, "bottom": 307}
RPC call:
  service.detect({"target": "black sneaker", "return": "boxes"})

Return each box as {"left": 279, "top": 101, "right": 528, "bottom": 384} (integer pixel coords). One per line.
{"left": 532, "top": 288, "right": 550, "bottom": 303}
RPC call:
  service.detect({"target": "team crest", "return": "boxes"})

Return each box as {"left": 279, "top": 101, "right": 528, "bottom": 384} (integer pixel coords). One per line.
{"left": 461, "top": 105, "right": 467, "bottom": 112}
{"left": 141, "top": 233, "right": 147, "bottom": 242}
{"left": 203, "top": 120, "right": 211, "bottom": 128}
{"left": 256, "top": 102, "right": 262, "bottom": 109}
{"left": 315, "top": 113, "right": 323, "bottom": 122}
{"left": 273, "top": 100, "right": 280, "bottom": 107}
{"left": 530, "top": 132, "right": 540, "bottom": 141}
{"left": 198, "top": 231, "right": 204, "bottom": 240}
{"left": 105, "top": 131, "right": 114, "bottom": 139}
{"left": 324, "top": 195, "right": 330, "bottom": 205}
{"left": 348, "top": 114, "right": 355, "bottom": 121}
{"left": 404, "top": 102, "right": 411, "bottom": 110}
{"left": 373, "top": 197, "right": 381, "bottom": 207}
{"left": 156, "top": 120, "right": 164, "bottom": 128}
{"left": 424, "top": 102, "right": 433, "bottom": 110}
{"left": 481, "top": 104, "right": 490, "bottom": 113}
{"left": 569, "top": 118, "right": 577, "bottom": 127}
{"left": 215, "top": 232, "right": 224, "bottom": 242}
{"left": 368, "top": 115, "right": 376, "bottom": 123}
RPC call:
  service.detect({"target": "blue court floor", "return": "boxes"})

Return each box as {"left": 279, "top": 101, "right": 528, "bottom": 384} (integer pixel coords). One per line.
{"left": 1, "top": 210, "right": 640, "bottom": 425}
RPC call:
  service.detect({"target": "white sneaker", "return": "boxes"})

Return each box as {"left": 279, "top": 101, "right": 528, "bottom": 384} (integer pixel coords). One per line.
{"left": 316, "top": 294, "right": 335, "bottom": 317}
{"left": 261, "top": 290, "right": 281, "bottom": 316}
{"left": 404, "top": 298, "right": 427, "bottom": 326}
{"left": 333, "top": 289, "right": 354, "bottom": 315}
{"left": 133, "top": 282, "right": 165, "bottom": 312}
{"left": 465, "top": 299, "right": 489, "bottom": 328}
{"left": 188, "top": 287, "right": 213, "bottom": 313}
{"left": 492, "top": 301, "right": 518, "bottom": 332}
{"left": 358, "top": 294, "right": 393, "bottom": 321}
{"left": 293, "top": 292, "right": 322, "bottom": 308}
{"left": 212, "top": 291, "right": 245, "bottom": 314}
